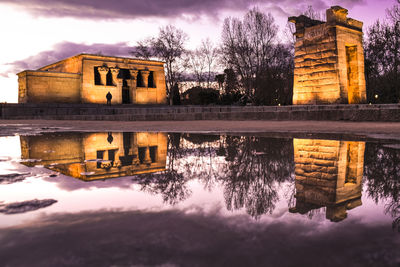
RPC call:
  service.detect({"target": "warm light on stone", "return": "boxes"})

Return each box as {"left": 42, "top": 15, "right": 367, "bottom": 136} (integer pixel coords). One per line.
{"left": 20, "top": 132, "right": 168, "bottom": 181}
{"left": 289, "top": 6, "right": 367, "bottom": 105}
{"left": 17, "top": 54, "right": 167, "bottom": 105}
{"left": 290, "top": 138, "right": 365, "bottom": 221}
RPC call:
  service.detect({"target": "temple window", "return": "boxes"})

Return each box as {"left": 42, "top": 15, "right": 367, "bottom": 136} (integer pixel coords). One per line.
{"left": 149, "top": 146, "right": 157, "bottom": 163}
{"left": 108, "top": 149, "right": 116, "bottom": 162}
{"left": 96, "top": 150, "right": 105, "bottom": 168}
{"left": 136, "top": 72, "right": 144, "bottom": 87}
{"left": 148, "top": 71, "right": 156, "bottom": 88}
{"left": 106, "top": 71, "right": 113, "bottom": 86}
{"left": 94, "top": 67, "right": 101, "bottom": 85}
{"left": 138, "top": 147, "right": 146, "bottom": 164}
{"left": 117, "top": 68, "right": 130, "bottom": 88}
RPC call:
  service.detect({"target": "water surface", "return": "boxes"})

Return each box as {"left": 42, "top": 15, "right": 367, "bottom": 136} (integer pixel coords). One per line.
{"left": 0, "top": 132, "right": 399, "bottom": 266}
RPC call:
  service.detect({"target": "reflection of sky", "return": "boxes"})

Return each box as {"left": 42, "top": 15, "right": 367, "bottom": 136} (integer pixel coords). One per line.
{"left": 0, "top": 135, "right": 394, "bottom": 232}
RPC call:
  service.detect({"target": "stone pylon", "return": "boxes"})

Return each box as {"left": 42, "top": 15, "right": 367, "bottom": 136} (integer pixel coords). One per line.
{"left": 289, "top": 6, "right": 366, "bottom": 104}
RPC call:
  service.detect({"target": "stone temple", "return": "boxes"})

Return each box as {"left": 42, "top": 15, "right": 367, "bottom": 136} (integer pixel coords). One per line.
{"left": 289, "top": 6, "right": 366, "bottom": 105}
{"left": 17, "top": 54, "right": 167, "bottom": 104}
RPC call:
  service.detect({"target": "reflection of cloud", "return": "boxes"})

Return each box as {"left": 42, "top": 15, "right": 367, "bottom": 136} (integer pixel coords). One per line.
{"left": 0, "top": 209, "right": 397, "bottom": 266}
{"left": 0, "top": 0, "right": 367, "bottom": 20}
{"left": 43, "top": 174, "right": 136, "bottom": 191}
{"left": 0, "top": 173, "right": 30, "bottom": 184}
{"left": 0, "top": 199, "right": 57, "bottom": 214}
{"left": 3, "top": 41, "right": 133, "bottom": 76}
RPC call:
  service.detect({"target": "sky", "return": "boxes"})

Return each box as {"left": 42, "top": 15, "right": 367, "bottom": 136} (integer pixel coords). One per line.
{"left": 0, "top": 0, "right": 397, "bottom": 103}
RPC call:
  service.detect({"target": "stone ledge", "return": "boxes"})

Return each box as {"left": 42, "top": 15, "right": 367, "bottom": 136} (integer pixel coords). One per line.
{"left": 1, "top": 104, "right": 400, "bottom": 122}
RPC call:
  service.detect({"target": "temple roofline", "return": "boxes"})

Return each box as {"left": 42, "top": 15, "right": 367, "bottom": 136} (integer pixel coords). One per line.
{"left": 37, "top": 53, "right": 165, "bottom": 72}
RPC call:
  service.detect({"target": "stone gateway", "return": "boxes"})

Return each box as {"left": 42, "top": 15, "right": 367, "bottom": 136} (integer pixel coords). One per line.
{"left": 17, "top": 54, "right": 167, "bottom": 105}
{"left": 289, "top": 6, "right": 367, "bottom": 105}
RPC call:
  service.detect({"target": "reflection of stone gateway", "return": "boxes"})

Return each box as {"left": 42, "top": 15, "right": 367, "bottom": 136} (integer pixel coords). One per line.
{"left": 290, "top": 138, "right": 365, "bottom": 222}
{"left": 289, "top": 6, "right": 366, "bottom": 104}
{"left": 20, "top": 132, "right": 167, "bottom": 181}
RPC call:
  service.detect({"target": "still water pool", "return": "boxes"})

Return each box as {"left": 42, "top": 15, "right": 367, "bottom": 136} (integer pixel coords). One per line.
{"left": 0, "top": 132, "right": 399, "bottom": 266}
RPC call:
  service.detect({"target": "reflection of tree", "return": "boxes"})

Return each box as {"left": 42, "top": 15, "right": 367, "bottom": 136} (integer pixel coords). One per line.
{"left": 221, "top": 136, "right": 294, "bottom": 219}
{"left": 182, "top": 134, "right": 220, "bottom": 145}
{"left": 138, "top": 134, "right": 295, "bottom": 218}
{"left": 178, "top": 133, "right": 223, "bottom": 191}
{"left": 133, "top": 171, "right": 190, "bottom": 205}
{"left": 364, "top": 143, "right": 400, "bottom": 231}
{"left": 133, "top": 133, "right": 191, "bottom": 205}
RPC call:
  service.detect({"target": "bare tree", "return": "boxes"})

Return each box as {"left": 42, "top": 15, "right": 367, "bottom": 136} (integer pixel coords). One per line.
{"left": 186, "top": 39, "right": 218, "bottom": 88}
{"left": 200, "top": 38, "right": 218, "bottom": 88}
{"left": 187, "top": 49, "right": 206, "bottom": 86}
{"left": 365, "top": 2, "right": 400, "bottom": 103}
{"left": 221, "top": 7, "right": 278, "bottom": 103}
{"left": 133, "top": 25, "right": 188, "bottom": 105}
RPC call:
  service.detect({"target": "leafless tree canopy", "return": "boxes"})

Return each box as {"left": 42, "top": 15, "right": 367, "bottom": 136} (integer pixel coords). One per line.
{"left": 221, "top": 8, "right": 278, "bottom": 98}
{"left": 133, "top": 25, "right": 188, "bottom": 104}
{"left": 221, "top": 7, "right": 293, "bottom": 105}
{"left": 201, "top": 38, "right": 219, "bottom": 88}
{"left": 186, "top": 38, "right": 219, "bottom": 88}
{"left": 365, "top": 2, "right": 400, "bottom": 103}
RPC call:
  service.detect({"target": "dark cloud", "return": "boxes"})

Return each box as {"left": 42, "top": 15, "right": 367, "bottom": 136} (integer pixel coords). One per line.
{"left": 0, "top": 0, "right": 367, "bottom": 20}
{"left": 329, "top": 0, "right": 367, "bottom": 9}
{"left": 2, "top": 41, "right": 133, "bottom": 76}
{"left": 0, "top": 209, "right": 398, "bottom": 266}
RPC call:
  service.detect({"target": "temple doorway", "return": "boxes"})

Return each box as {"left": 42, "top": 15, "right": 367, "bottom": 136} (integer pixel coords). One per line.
{"left": 122, "top": 79, "right": 130, "bottom": 104}
{"left": 122, "top": 89, "right": 130, "bottom": 104}
{"left": 346, "top": 45, "right": 360, "bottom": 104}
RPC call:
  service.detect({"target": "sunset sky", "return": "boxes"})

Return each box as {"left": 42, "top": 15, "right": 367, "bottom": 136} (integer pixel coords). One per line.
{"left": 0, "top": 0, "right": 397, "bottom": 103}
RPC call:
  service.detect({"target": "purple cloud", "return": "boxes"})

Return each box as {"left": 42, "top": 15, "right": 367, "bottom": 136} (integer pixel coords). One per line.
{"left": 0, "top": 0, "right": 367, "bottom": 20}
{"left": 330, "top": 0, "right": 367, "bottom": 8}
{"left": 2, "top": 41, "right": 134, "bottom": 76}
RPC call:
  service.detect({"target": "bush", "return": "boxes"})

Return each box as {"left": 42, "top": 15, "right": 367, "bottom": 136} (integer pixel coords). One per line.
{"left": 219, "top": 91, "right": 244, "bottom": 105}
{"left": 182, "top": 86, "right": 220, "bottom": 105}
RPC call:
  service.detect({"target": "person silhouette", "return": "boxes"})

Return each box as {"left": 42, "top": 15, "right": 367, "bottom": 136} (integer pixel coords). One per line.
{"left": 106, "top": 91, "right": 112, "bottom": 106}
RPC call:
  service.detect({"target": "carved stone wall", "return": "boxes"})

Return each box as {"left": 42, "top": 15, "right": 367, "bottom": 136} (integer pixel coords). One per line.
{"left": 17, "top": 53, "right": 167, "bottom": 105}
{"left": 17, "top": 71, "right": 81, "bottom": 103}
{"left": 289, "top": 6, "right": 366, "bottom": 105}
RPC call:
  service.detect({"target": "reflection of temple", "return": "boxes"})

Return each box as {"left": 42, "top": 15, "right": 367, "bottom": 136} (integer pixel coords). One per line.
{"left": 290, "top": 139, "right": 365, "bottom": 222}
{"left": 20, "top": 132, "right": 167, "bottom": 181}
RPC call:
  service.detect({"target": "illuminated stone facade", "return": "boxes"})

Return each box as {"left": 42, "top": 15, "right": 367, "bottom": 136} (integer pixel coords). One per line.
{"left": 289, "top": 6, "right": 366, "bottom": 104}
{"left": 290, "top": 138, "right": 365, "bottom": 221}
{"left": 17, "top": 54, "right": 167, "bottom": 104}
{"left": 20, "top": 132, "right": 167, "bottom": 181}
